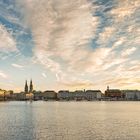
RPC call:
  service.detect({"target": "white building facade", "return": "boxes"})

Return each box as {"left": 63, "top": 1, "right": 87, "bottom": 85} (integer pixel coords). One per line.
{"left": 85, "top": 90, "right": 102, "bottom": 100}
{"left": 122, "top": 90, "right": 140, "bottom": 100}
{"left": 57, "top": 90, "right": 102, "bottom": 100}
{"left": 57, "top": 90, "right": 70, "bottom": 100}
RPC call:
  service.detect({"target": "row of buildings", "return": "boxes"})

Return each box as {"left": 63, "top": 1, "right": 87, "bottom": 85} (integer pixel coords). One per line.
{"left": 0, "top": 90, "right": 102, "bottom": 101}
{"left": 104, "top": 86, "right": 140, "bottom": 100}
{"left": 0, "top": 80, "right": 140, "bottom": 101}
{"left": 0, "top": 89, "right": 13, "bottom": 101}
{"left": 20, "top": 80, "right": 102, "bottom": 101}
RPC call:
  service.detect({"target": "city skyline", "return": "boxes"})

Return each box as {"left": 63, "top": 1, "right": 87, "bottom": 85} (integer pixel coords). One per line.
{"left": 0, "top": 0, "right": 140, "bottom": 92}
{"left": 0, "top": 79, "right": 140, "bottom": 93}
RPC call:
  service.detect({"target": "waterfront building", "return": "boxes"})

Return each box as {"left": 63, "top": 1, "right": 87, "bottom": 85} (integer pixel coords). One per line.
{"left": 24, "top": 79, "right": 34, "bottom": 100}
{"left": 33, "top": 91, "right": 43, "bottom": 100}
{"left": 105, "top": 86, "right": 124, "bottom": 99}
{"left": 68, "top": 91, "right": 76, "bottom": 100}
{"left": 75, "top": 90, "right": 86, "bottom": 100}
{"left": 0, "top": 89, "right": 6, "bottom": 101}
{"left": 0, "top": 89, "right": 14, "bottom": 101}
{"left": 57, "top": 90, "right": 77, "bottom": 100}
{"left": 57, "top": 90, "right": 102, "bottom": 100}
{"left": 13, "top": 92, "right": 25, "bottom": 101}
{"left": 85, "top": 90, "right": 102, "bottom": 100}
{"left": 122, "top": 90, "right": 140, "bottom": 100}
{"left": 4, "top": 90, "right": 13, "bottom": 100}
{"left": 57, "top": 90, "right": 70, "bottom": 100}
{"left": 43, "top": 90, "right": 57, "bottom": 100}
{"left": 0, "top": 89, "right": 5, "bottom": 95}
{"left": 26, "top": 92, "right": 34, "bottom": 100}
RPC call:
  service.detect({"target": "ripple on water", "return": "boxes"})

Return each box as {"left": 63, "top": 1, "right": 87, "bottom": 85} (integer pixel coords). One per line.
{"left": 0, "top": 101, "right": 140, "bottom": 140}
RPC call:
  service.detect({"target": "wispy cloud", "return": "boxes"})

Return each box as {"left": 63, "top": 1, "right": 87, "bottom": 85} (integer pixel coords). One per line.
{"left": 0, "top": 24, "right": 17, "bottom": 52}
{"left": 19, "top": 0, "right": 97, "bottom": 68}
{"left": 3, "top": 0, "right": 139, "bottom": 91}
{"left": 110, "top": 0, "right": 140, "bottom": 22}
{"left": 15, "top": 0, "right": 139, "bottom": 89}
{"left": 42, "top": 73, "right": 47, "bottom": 78}
{"left": 0, "top": 71, "right": 7, "bottom": 79}
{"left": 121, "top": 47, "right": 137, "bottom": 57}
{"left": 11, "top": 63, "right": 24, "bottom": 69}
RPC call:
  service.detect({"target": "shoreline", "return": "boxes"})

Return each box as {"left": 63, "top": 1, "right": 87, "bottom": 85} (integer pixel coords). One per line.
{"left": 0, "top": 99, "right": 140, "bottom": 102}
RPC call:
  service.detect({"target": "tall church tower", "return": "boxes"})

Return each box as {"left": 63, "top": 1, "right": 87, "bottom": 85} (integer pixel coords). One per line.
{"left": 24, "top": 80, "right": 28, "bottom": 94}
{"left": 29, "top": 79, "right": 33, "bottom": 93}
{"left": 107, "top": 86, "right": 109, "bottom": 91}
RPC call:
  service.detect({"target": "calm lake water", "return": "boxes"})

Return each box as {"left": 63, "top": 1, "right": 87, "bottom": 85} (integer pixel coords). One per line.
{"left": 0, "top": 101, "right": 140, "bottom": 140}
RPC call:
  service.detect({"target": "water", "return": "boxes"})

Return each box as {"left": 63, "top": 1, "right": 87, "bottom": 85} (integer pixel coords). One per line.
{"left": 0, "top": 101, "right": 140, "bottom": 140}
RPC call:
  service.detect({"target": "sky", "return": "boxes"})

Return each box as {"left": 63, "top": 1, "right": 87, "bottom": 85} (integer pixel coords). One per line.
{"left": 0, "top": 0, "right": 140, "bottom": 92}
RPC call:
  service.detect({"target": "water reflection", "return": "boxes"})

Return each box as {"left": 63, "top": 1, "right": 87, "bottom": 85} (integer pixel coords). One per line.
{"left": 0, "top": 101, "right": 140, "bottom": 140}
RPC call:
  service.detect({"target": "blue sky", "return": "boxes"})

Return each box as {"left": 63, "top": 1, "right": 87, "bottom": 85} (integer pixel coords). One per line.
{"left": 0, "top": 0, "right": 140, "bottom": 92}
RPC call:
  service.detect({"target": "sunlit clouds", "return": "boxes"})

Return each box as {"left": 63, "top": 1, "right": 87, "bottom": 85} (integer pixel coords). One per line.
{"left": 0, "top": 71, "right": 7, "bottom": 79}
{"left": 42, "top": 73, "right": 47, "bottom": 78}
{"left": 0, "top": 24, "right": 17, "bottom": 52}
{"left": 11, "top": 63, "right": 24, "bottom": 69}
{"left": 0, "top": 0, "right": 139, "bottom": 92}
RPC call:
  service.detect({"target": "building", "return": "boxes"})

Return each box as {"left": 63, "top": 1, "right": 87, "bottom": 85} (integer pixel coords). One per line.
{"left": 0, "top": 89, "right": 14, "bottom": 101}
{"left": 57, "top": 90, "right": 70, "bottom": 100}
{"left": 29, "top": 79, "right": 33, "bottom": 93}
{"left": 0, "top": 89, "right": 6, "bottom": 101}
{"left": 4, "top": 90, "right": 13, "bottom": 100}
{"left": 26, "top": 93, "right": 34, "bottom": 100}
{"left": 105, "top": 86, "right": 124, "bottom": 99}
{"left": 33, "top": 91, "right": 43, "bottom": 100}
{"left": 24, "top": 79, "right": 34, "bottom": 100}
{"left": 122, "top": 90, "right": 140, "bottom": 100}
{"left": 85, "top": 90, "right": 102, "bottom": 100}
{"left": 13, "top": 92, "right": 25, "bottom": 101}
{"left": 75, "top": 90, "right": 86, "bottom": 100}
{"left": 24, "top": 79, "right": 34, "bottom": 94}
{"left": 43, "top": 90, "right": 57, "bottom": 100}
{"left": 24, "top": 80, "right": 28, "bottom": 94}
{"left": 57, "top": 90, "right": 102, "bottom": 101}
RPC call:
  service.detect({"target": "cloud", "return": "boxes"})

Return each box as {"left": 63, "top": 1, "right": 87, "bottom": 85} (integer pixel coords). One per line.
{"left": 103, "top": 77, "right": 140, "bottom": 88}
{"left": 0, "top": 1, "right": 26, "bottom": 28}
{"left": 112, "top": 37, "right": 126, "bottom": 48}
{"left": 18, "top": 0, "right": 98, "bottom": 71}
{"left": 121, "top": 47, "right": 137, "bottom": 57}
{"left": 15, "top": 0, "right": 140, "bottom": 90}
{"left": 42, "top": 73, "right": 47, "bottom": 78}
{"left": 61, "top": 81, "right": 94, "bottom": 89}
{"left": 97, "top": 27, "right": 116, "bottom": 46}
{"left": 110, "top": 0, "right": 140, "bottom": 22}
{"left": 0, "top": 71, "right": 7, "bottom": 79}
{"left": 11, "top": 63, "right": 24, "bottom": 69}
{"left": 0, "top": 24, "right": 17, "bottom": 53}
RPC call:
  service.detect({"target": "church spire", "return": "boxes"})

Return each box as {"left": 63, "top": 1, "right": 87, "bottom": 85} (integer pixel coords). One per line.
{"left": 24, "top": 80, "right": 28, "bottom": 94}
{"left": 107, "top": 85, "right": 109, "bottom": 91}
{"left": 29, "top": 79, "right": 33, "bottom": 93}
